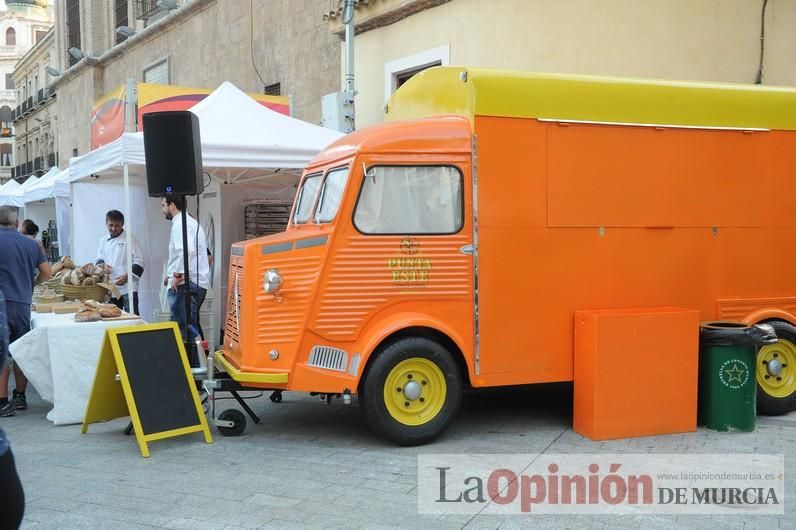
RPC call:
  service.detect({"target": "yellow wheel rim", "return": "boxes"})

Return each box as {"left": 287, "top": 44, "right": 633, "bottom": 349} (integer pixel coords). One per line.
{"left": 757, "top": 339, "right": 796, "bottom": 399}
{"left": 383, "top": 357, "right": 447, "bottom": 426}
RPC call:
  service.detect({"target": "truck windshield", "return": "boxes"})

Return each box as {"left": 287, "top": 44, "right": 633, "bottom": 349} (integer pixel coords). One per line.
{"left": 315, "top": 167, "right": 350, "bottom": 223}
{"left": 354, "top": 165, "right": 463, "bottom": 234}
{"left": 293, "top": 173, "right": 322, "bottom": 224}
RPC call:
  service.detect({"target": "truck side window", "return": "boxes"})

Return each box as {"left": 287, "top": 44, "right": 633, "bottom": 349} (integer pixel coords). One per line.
{"left": 293, "top": 173, "right": 322, "bottom": 224}
{"left": 354, "top": 165, "right": 463, "bottom": 234}
{"left": 315, "top": 167, "right": 350, "bottom": 223}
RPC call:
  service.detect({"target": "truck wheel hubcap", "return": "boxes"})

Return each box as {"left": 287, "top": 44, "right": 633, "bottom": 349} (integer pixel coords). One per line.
{"left": 383, "top": 357, "right": 446, "bottom": 426}
{"left": 757, "top": 339, "right": 796, "bottom": 398}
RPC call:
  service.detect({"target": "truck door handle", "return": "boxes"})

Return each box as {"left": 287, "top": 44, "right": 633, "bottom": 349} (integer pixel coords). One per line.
{"left": 459, "top": 245, "right": 475, "bottom": 255}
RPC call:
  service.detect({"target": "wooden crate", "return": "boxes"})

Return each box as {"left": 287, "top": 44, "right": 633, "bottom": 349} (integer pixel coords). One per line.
{"left": 243, "top": 199, "right": 293, "bottom": 239}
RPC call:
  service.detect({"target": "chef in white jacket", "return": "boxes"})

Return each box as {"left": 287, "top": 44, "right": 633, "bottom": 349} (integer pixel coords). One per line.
{"left": 95, "top": 210, "right": 145, "bottom": 314}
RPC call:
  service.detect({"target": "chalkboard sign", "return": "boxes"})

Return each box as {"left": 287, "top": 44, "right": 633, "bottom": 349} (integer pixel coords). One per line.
{"left": 82, "top": 322, "right": 212, "bottom": 457}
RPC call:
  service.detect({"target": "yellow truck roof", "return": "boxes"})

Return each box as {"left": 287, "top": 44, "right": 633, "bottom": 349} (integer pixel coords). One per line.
{"left": 385, "top": 66, "right": 796, "bottom": 131}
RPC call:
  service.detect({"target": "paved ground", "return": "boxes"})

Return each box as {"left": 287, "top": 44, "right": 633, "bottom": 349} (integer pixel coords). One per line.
{"left": 2, "top": 383, "right": 794, "bottom": 529}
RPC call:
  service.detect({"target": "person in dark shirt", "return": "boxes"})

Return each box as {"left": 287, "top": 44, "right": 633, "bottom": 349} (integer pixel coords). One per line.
{"left": 19, "top": 219, "right": 46, "bottom": 256}
{"left": 0, "top": 206, "right": 51, "bottom": 417}
{"left": 0, "top": 288, "right": 25, "bottom": 528}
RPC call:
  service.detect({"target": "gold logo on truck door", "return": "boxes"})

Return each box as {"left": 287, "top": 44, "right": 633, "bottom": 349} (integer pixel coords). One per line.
{"left": 389, "top": 238, "right": 431, "bottom": 287}
{"left": 400, "top": 237, "right": 419, "bottom": 254}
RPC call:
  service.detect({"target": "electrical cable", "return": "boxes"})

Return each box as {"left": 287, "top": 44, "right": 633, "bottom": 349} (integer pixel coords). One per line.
{"left": 250, "top": 0, "right": 266, "bottom": 89}
{"left": 754, "top": 0, "right": 768, "bottom": 85}
{"left": 213, "top": 392, "right": 265, "bottom": 402}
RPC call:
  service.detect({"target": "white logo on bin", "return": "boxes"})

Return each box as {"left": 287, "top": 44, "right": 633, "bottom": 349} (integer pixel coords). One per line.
{"left": 719, "top": 359, "right": 750, "bottom": 389}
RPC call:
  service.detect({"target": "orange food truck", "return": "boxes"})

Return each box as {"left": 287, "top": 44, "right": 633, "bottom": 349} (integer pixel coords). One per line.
{"left": 214, "top": 67, "right": 796, "bottom": 444}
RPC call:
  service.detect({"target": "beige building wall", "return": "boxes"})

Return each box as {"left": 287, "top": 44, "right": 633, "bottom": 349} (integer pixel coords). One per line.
{"left": 13, "top": 27, "right": 57, "bottom": 177}
{"left": 338, "top": 0, "right": 796, "bottom": 127}
{"left": 52, "top": 0, "right": 340, "bottom": 165}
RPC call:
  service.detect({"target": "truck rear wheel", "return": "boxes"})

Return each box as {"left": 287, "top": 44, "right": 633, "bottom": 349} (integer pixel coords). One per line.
{"left": 361, "top": 337, "right": 462, "bottom": 445}
{"left": 756, "top": 321, "right": 796, "bottom": 415}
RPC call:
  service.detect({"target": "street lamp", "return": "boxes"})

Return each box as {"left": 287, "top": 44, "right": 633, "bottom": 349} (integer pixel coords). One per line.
{"left": 115, "top": 26, "right": 136, "bottom": 39}
{"left": 68, "top": 47, "right": 86, "bottom": 61}
{"left": 45, "top": 66, "right": 61, "bottom": 77}
{"left": 156, "top": 0, "right": 179, "bottom": 10}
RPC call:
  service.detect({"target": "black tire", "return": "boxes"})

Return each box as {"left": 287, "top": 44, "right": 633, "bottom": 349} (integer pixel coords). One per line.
{"left": 361, "top": 337, "right": 462, "bottom": 446}
{"left": 756, "top": 321, "right": 796, "bottom": 415}
{"left": 217, "top": 409, "right": 246, "bottom": 436}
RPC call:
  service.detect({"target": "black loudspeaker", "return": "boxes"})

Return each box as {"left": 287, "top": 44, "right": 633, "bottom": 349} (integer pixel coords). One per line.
{"left": 143, "top": 111, "right": 204, "bottom": 197}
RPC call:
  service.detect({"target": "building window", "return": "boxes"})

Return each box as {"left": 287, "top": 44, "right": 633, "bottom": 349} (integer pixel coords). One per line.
{"left": 143, "top": 57, "right": 169, "bottom": 84}
{"left": 1, "top": 144, "right": 11, "bottom": 167}
{"left": 66, "top": 0, "right": 82, "bottom": 67}
{"left": 35, "top": 29, "right": 48, "bottom": 44}
{"left": 5, "top": 27, "right": 15, "bottom": 46}
{"left": 5, "top": 74, "right": 13, "bottom": 90}
{"left": 0, "top": 106, "right": 11, "bottom": 131}
{"left": 115, "top": 0, "right": 129, "bottom": 44}
{"left": 383, "top": 45, "right": 450, "bottom": 102}
{"left": 136, "top": 0, "right": 175, "bottom": 27}
{"left": 264, "top": 83, "right": 281, "bottom": 96}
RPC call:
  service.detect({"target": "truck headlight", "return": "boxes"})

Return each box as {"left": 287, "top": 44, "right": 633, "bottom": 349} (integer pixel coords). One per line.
{"left": 263, "top": 269, "right": 283, "bottom": 294}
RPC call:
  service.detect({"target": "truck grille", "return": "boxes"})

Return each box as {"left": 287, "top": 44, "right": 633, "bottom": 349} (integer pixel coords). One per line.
{"left": 225, "top": 260, "right": 243, "bottom": 345}
{"left": 307, "top": 346, "right": 349, "bottom": 372}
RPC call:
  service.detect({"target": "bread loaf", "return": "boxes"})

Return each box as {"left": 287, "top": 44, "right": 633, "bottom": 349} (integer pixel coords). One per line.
{"left": 98, "top": 306, "right": 122, "bottom": 318}
{"left": 74, "top": 309, "right": 101, "bottom": 322}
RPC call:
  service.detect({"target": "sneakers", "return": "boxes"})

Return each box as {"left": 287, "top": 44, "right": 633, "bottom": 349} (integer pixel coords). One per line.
{"left": 0, "top": 399, "right": 15, "bottom": 417}
{"left": 12, "top": 390, "right": 26, "bottom": 411}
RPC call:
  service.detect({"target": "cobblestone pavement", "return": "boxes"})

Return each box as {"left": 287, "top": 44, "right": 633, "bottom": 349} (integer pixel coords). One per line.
{"left": 2, "top": 383, "right": 793, "bottom": 529}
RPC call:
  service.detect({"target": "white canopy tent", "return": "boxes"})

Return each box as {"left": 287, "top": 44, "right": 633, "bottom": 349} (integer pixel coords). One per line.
{"left": 66, "top": 82, "right": 344, "bottom": 333}
{"left": 23, "top": 166, "right": 64, "bottom": 202}
{"left": 0, "top": 179, "right": 24, "bottom": 207}
{"left": 19, "top": 167, "right": 71, "bottom": 260}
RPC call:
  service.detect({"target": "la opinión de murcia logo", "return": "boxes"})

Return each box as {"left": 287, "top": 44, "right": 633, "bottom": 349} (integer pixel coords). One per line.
{"left": 417, "top": 454, "right": 784, "bottom": 515}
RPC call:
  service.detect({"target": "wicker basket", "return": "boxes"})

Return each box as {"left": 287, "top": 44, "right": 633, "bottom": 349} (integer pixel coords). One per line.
{"left": 42, "top": 277, "right": 64, "bottom": 293}
{"left": 34, "top": 293, "right": 64, "bottom": 304}
{"left": 60, "top": 284, "right": 109, "bottom": 302}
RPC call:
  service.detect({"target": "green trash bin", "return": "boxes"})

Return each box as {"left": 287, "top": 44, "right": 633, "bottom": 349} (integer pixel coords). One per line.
{"left": 699, "top": 322, "right": 777, "bottom": 432}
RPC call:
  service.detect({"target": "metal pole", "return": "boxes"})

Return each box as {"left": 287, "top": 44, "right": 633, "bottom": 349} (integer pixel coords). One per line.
{"left": 343, "top": 0, "right": 355, "bottom": 132}
{"left": 181, "top": 196, "right": 192, "bottom": 363}
{"left": 123, "top": 79, "right": 135, "bottom": 313}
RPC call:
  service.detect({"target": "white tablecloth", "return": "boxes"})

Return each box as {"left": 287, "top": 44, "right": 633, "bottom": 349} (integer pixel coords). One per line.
{"left": 10, "top": 312, "right": 145, "bottom": 425}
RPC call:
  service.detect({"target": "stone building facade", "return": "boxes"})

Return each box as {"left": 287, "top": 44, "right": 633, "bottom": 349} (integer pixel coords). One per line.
{"left": 11, "top": 25, "right": 55, "bottom": 183}
{"left": 0, "top": 0, "right": 52, "bottom": 184}
{"left": 50, "top": 0, "right": 341, "bottom": 166}
{"left": 325, "top": 0, "right": 796, "bottom": 127}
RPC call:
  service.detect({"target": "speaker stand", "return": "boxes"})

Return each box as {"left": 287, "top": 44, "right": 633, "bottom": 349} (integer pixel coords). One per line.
{"left": 180, "top": 195, "right": 195, "bottom": 364}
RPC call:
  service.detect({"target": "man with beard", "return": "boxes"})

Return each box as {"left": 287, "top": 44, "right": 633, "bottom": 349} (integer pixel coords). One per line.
{"left": 160, "top": 197, "right": 209, "bottom": 343}
{"left": 95, "top": 210, "right": 144, "bottom": 314}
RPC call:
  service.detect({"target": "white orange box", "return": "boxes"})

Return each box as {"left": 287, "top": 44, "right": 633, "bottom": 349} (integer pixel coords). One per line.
{"left": 574, "top": 307, "right": 700, "bottom": 440}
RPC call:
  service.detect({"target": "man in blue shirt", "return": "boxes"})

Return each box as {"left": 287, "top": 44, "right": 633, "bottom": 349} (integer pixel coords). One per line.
{"left": 0, "top": 288, "right": 25, "bottom": 527}
{"left": 0, "top": 206, "right": 51, "bottom": 417}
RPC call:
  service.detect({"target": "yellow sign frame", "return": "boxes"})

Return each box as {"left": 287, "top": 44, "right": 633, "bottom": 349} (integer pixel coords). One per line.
{"left": 82, "top": 321, "right": 212, "bottom": 457}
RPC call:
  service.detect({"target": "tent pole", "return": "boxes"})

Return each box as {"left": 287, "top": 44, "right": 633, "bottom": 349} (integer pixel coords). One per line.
{"left": 124, "top": 79, "right": 136, "bottom": 315}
